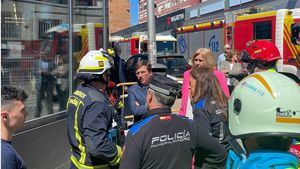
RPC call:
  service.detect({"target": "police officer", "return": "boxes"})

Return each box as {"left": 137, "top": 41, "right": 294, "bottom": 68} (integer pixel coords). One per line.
{"left": 120, "top": 75, "right": 227, "bottom": 169}
{"left": 67, "top": 50, "right": 122, "bottom": 169}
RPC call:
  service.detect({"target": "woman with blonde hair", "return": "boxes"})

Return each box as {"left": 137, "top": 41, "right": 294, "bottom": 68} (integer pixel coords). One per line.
{"left": 179, "top": 48, "right": 229, "bottom": 118}
{"left": 189, "top": 67, "right": 231, "bottom": 168}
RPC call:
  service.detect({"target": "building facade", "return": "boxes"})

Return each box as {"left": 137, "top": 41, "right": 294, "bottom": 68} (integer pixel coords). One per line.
{"left": 109, "top": 0, "right": 130, "bottom": 33}
{"left": 138, "top": 0, "right": 200, "bottom": 23}
{"left": 112, "top": 9, "right": 186, "bottom": 37}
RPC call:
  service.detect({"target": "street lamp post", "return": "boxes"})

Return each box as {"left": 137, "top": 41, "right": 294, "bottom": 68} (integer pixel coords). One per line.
{"left": 147, "top": 0, "right": 157, "bottom": 64}
{"left": 103, "top": 0, "right": 108, "bottom": 49}
{"left": 68, "top": 0, "right": 74, "bottom": 93}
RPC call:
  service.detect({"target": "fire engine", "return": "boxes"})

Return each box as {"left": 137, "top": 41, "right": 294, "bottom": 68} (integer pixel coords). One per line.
{"left": 111, "top": 33, "right": 177, "bottom": 60}
{"left": 176, "top": 8, "right": 300, "bottom": 81}
{"left": 43, "top": 23, "right": 103, "bottom": 66}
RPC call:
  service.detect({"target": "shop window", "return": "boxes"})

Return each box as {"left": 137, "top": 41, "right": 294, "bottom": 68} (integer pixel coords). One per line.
{"left": 291, "top": 23, "right": 300, "bottom": 45}
{"left": 1, "top": 0, "right": 102, "bottom": 120}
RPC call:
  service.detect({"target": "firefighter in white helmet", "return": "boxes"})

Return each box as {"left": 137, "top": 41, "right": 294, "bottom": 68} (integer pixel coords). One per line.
{"left": 67, "top": 50, "right": 122, "bottom": 169}
{"left": 226, "top": 71, "right": 300, "bottom": 169}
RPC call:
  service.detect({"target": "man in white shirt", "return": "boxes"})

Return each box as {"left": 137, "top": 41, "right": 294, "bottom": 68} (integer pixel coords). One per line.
{"left": 217, "top": 44, "right": 231, "bottom": 70}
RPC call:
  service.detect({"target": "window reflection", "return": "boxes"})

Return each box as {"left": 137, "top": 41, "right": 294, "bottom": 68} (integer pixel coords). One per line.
{"left": 1, "top": 0, "right": 103, "bottom": 120}
{"left": 1, "top": 0, "right": 70, "bottom": 120}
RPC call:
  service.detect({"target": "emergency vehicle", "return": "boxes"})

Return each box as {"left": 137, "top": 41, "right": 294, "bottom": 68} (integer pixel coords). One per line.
{"left": 112, "top": 33, "right": 177, "bottom": 60}
{"left": 176, "top": 8, "right": 300, "bottom": 81}
{"left": 43, "top": 23, "right": 103, "bottom": 66}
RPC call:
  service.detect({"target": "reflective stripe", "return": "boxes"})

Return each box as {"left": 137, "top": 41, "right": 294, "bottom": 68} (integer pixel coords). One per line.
{"left": 248, "top": 73, "right": 275, "bottom": 99}
{"left": 71, "top": 155, "right": 109, "bottom": 169}
{"left": 117, "top": 101, "right": 123, "bottom": 109}
{"left": 78, "top": 66, "right": 104, "bottom": 72}
{"left": 94, "top": 55, "right": 109, "bottom": 61}
{"left": 149, "top": 83, "right": 170, "bottom": 95}
{"left": 109, "top": 146, "right": 122, "bottom": 166}
{"left": 71, "top": 96, "right": 86, "bottom": 163}
{"left": 267, "top": 68, "right": 276, "bottom": 72}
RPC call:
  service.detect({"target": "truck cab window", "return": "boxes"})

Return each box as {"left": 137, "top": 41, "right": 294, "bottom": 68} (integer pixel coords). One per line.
{"left": 253, "top": 21, "right": 272, "bottom": 40}
{"left": 134, "top": 39, "right": 139, "bottom": 49}
{"left": 291, "top": 23, "right": 300, "bottom": 45}
{"left": 156, "top": 41, "right": 176, "bottom": 53}
{"left": 140, "top": 42, "right": 147, "bottom": 53}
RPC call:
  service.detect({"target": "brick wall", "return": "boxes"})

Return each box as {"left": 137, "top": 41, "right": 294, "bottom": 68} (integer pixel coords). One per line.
{"left": 109, "top": 0, "right": 130, "bottom": 34}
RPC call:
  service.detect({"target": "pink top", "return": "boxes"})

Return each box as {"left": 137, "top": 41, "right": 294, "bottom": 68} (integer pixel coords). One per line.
{"left": 179, "top": 69, "right": 230, "bottom": 116}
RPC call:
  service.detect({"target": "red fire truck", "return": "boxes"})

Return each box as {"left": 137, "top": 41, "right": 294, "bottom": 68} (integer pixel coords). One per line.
{"left": 176, "top": 8, "right": 300, "bottom": 81}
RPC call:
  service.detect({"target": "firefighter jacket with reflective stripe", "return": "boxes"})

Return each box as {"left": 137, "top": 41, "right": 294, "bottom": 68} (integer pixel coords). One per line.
{"left": 67, "top": 83, "right": 118, "bottom": 167}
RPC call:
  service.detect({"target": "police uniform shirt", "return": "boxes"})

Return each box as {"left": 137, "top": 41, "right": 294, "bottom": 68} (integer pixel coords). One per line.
{"left": 193, "top": 98, "right": 231, "bottom": 151}
{"left": 120, "top": 108, "right": 227, "bottom": 169}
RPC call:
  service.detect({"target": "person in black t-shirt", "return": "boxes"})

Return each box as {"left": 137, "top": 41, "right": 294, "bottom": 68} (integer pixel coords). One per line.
{"left": 120, "top": 75, "right": 227, "bottom": 169}
{"left": 1, "top": 86, "right": 28, "bottom": 169}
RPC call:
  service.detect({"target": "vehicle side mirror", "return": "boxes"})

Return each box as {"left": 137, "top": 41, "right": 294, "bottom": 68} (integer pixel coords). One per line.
{"left": 171, "top": 29, "right": 177, "bottom": 38}
{"left": 291, "top": 24, "right": 300, "bottom": 46}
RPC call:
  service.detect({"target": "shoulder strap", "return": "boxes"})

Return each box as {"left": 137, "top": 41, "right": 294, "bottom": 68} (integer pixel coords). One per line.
{"left": 224, "top": 122, "right": 246, "bottom": 156}
{"left": 228, "top": 136, "right": 246, "bottom": 156}
{"left": 206, "top": 99, "right": 246, "bottom": 155}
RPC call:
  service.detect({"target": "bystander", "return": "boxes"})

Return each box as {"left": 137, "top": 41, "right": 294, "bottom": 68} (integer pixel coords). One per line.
{"left": 1, "top": 86, "right": 28, "bottom": 169}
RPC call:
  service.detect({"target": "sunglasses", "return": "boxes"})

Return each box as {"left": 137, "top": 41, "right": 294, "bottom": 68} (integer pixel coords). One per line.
{"left": 194, "top": 59, "right": 204, "bottom": 62}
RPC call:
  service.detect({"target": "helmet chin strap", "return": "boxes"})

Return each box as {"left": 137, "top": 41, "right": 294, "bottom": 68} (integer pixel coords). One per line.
{"left": 90, "top": 76, "right": 108, "bottom": 92}
{"left": 98, "top": 74, "right": 110, "bottom": 92}
{"left": 104, "top": 78, "right": 109, "bottom": 92}
{"left": 248, "top": 60, "right": 271, "bottom": 73}
{"left": 247, "top": 62, "right": 256, "bottom": 74}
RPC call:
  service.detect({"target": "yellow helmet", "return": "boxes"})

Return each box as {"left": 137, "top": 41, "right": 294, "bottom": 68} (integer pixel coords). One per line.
{"left": 228, "top": 71, "right": 300, "bottom": 138}
{"left": 78, "top": 50, "right": 111, "bottom": 75}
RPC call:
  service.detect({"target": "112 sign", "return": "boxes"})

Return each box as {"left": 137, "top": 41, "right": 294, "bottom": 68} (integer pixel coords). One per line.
{"left": 209, "top": 35, "right": 219, "bottom": 52}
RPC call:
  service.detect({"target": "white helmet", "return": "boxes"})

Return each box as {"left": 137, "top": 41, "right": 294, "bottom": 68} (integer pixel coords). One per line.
{"left": 228, "top": 71, "right": 300, "bottom": 138}
{"left": 78, "top": 50, "right": 111, "bottom": 75}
